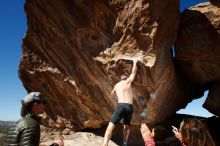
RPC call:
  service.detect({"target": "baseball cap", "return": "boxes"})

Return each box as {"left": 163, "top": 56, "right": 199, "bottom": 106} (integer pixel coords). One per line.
{"left": 23, "top": 92, "right": 48, "bottom": 104}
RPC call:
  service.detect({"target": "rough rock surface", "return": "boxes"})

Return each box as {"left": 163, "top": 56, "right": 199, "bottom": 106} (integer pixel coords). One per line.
{"left": 176, "top": 2, "right": 220, "bottom": 115}
{"left": 19, "top": 0, "right": 216, "bottom": 130}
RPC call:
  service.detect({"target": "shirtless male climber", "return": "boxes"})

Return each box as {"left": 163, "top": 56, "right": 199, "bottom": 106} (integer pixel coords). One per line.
{"left": 103, "top": 59, "right": 138, "bottom": 146}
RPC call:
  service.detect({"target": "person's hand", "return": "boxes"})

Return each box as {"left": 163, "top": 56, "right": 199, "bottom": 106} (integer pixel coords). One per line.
{"left": 53, "top": 138, "right": 64, "bottom": 146}
{"left": 172, "top": 126, "right": 181, "bottom": 140}
{"left": 133, "top": 58, "right": 138, "bottom": 64}
{"left": 140, "top": 123, "right": 154, "bottom": 142}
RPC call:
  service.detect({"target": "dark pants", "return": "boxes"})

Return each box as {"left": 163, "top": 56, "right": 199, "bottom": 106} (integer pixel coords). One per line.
{"left": 110, "top": 103, "right": 133, "bottom": 125}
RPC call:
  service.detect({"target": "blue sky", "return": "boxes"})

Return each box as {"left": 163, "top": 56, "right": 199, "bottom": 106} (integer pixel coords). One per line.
{"left": 0, "top": 0, "right": 211, "bottom": 121}
{"left": 0, "top": 0, "right": 27, "bottom": 121}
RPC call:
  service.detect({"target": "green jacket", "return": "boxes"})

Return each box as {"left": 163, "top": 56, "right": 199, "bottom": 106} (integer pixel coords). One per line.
{"left": 4, "top": 114, "right": 40, "bottom": 146}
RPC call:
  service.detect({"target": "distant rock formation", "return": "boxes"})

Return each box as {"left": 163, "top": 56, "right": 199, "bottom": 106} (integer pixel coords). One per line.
{"left": 19, "top": 0, "right": 219, "bottom": 130}
{"left": 0, "top": 121, "right": 16, "bottom": 128}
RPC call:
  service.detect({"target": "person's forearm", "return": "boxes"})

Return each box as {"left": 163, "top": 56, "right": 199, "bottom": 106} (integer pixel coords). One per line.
{"left": 127, "top": 61, "right": 138, "bottom": 82}
{"left": 132, "top": 61, "right": 137, "bottom": 74}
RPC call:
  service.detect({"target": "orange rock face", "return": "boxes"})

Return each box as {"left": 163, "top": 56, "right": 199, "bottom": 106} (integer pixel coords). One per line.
{"left": 19, "top": 0, "right": 211, "bottom": 130}
{"left": 176, "top": 2, "right": 220, "bottom": 116}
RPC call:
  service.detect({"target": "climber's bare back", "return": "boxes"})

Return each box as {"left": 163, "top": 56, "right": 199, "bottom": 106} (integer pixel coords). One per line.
{"left": 114, "top": 80, "right": 133, "bottom": 104}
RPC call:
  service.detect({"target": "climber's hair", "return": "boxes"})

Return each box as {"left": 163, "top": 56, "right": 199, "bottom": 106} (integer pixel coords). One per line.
{"left": 121, "top": 75, "right": 128, "bottom": 80}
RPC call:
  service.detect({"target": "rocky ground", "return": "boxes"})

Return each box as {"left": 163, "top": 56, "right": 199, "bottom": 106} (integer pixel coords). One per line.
{"left": 39, "top": 124, "right": 180, "bottom": 146}
{"left": 40, "top": 125, "right": 124, "bottom": 146}
{"left": 40, "top": 132, "right": 118, "bottom": 146}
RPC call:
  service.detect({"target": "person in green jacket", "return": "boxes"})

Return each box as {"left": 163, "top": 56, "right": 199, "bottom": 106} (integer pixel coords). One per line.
{"left": 4, "top": 92, "right": 64, "bottom": 146}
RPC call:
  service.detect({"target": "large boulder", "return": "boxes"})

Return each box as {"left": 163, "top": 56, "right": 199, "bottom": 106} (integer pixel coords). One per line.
{"left": 19, "top": 0, "right": 194, "bottom": 130}
{"left": 176, "top": 2, "right": 220, "bottom": 116}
